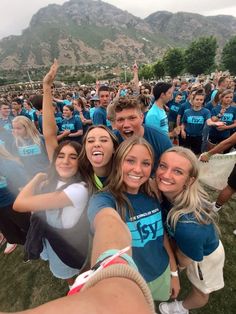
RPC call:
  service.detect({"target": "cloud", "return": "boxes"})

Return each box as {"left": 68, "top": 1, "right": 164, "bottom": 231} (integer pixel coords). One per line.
{"left": 0, "top": 0, "right": 236, "bottom": 39}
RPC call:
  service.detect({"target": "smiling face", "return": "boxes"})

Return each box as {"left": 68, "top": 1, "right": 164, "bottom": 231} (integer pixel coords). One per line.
{"left": 85, "top": 127, "right": 114, "bottom": 174}
{"left": 0, "top": 105, "right": 11, "bottom": 118}
{"left": 155, "top": 152, "right": 193, "bottom": 200}
{"left": 221, "top": 92, "right": 233, "bottom": 107}
{"left": 122, "top": 144, "right": 152, "bottom": 194}
{"left": 115, "top": 108, "right": 144, "bottom": 139}
{"left": 63, "top": 106, "right": 73, "bottom": 118}
{"left": 55, "top": 144, "right": 79, "bottom": 180}
{"left": 12, "top": 121, "right": 27, "bottom": 138}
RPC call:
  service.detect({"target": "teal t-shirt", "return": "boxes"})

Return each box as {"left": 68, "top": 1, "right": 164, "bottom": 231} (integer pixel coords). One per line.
{"left": 88, "top": 191, "right": 169, "bottom": 282}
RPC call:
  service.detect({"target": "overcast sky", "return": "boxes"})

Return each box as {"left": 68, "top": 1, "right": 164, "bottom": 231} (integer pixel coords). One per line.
{"left": 1, "top": 0, "right": 236, "bottom": 39}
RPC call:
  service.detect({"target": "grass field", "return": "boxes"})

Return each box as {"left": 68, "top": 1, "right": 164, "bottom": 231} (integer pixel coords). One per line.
{"left": 0, "top": 189, "right": 235, "bottom": 313}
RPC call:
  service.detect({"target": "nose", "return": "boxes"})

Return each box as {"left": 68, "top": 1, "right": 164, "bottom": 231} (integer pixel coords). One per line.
{"left": 133, "top": 162, "right": 142, "bottom": 173}
{"left": 62, "top": 155, "right": 70, "bottom": 164}
{"left": 160, "top": 167, "right": 172, "bottom": 179}
{"left": 123, "top": 118, "right": 130, "bottom": 128}
{"left": 94, "top": 140, "right": 101, "bottom": 147}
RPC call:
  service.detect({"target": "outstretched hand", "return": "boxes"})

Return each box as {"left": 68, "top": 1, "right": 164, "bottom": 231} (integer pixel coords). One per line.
{"left": 43, "top": 59, "right": 58, "bottom": 86}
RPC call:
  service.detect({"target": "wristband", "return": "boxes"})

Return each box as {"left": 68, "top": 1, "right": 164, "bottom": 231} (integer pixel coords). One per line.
{"left": 97, "top": 249, "right": 138, "bottom": 270}
{"left": 68, "top": 247, "right": 133, "bottom": 295}
{"left": 171, "top": 270, "right": 179, "bottom": 277}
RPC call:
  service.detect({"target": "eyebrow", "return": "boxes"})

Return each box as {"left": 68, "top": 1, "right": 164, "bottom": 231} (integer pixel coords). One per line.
{"left": 162, "top": 162, "right": 186, "bottom": 172}
{"left": 126, "top": 155, "right": 151, "bottom": 161}
{"left": 58, "top": 153, "right": 78, "bottom": 157}
{"left": 87, "top": 136, "right": 110, "bottom": 140}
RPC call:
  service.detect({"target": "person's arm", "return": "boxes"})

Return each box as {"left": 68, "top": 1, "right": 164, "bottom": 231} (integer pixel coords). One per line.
{"left": 216, "top": 120, "right": 236, "bottom": 131}
{"left": 91, "top": 207, "right": 132, "bottom": 265}
{"left": 180, "top": 123, "right": 186, "bottom": 139}
{"left": 42, "top": 59, "right": 59, "bottom": 162}
{"left": 0, "top": 277, "right": 152, "bottom": 314}
{"left": 175, "top": 247, "right": 193, "bottom": 269}
{"left": 13, "top": 173, "right": 74, "bottom": 212}
{"left": 200, "top": 132, "right": 236, "bottom": 161}
{"left": 132, "top": 62, "right": 139, "bottom": 95}
{"left": 163, "top": 233, "right": 180, "bottom": 299}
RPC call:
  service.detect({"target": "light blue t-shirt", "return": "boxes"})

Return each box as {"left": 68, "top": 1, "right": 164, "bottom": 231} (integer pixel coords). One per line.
{"left": 88, "top": 191, "right": 169, "bottom": 282}
{"left": 145, "top": 103, "right": 168, "bottom": 134}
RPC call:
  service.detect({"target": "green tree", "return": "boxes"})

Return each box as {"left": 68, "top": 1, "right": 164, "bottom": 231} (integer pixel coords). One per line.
{"left": 163, "top": 48, "right": 184, "bottom": 78}
{"left": 185, "top": 36, "right": 217, "bottom": 76}
{"left": 152, "top": 60, "right": 165, "bottom": 79}
{"left": 138, "top": 64, "right": 154, "bottom": 80}
{"left": 222, "top": 36, "right": 236, "bottom": 75}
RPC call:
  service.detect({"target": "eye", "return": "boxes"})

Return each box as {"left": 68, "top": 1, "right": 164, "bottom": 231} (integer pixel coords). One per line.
{"left": 87, "top": 139, "right": 94, "bottom": 143}
{"left": 117, "top": 118, "right": 124, "bottom": 123}
{"left": 101, "top": 139, "right": 108, "bottom": 143}
{"left": 158, "top": 163, "right": 166, "bottom": 169}
{"left": 174, "top": 169, "right": 183, "bottom": 175}
{"left": 125, "top": 159, "right": 135, "bottom": 164}
{"left": 143, "top": 161, "right": 151, "bottom": 167}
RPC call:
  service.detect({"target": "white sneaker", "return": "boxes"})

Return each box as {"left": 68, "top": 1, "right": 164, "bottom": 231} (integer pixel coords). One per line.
{"left": 4, "top": 243, "right": 17, "bottom": 254}
{"left": 159, "top": 300, "right": 189, "bottom": 314}
{"left": 211, "top": 202, "right": 222, "bottom": 212}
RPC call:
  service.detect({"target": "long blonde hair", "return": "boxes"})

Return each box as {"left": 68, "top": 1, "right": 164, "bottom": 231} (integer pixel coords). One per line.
{"left": 104, "top": 137, "right": 154, "bottom": 220}
{"left": 161, "top": 147, "right": 219, "bottom": 231}
{"left": 12, "top": 116, "right": 41, "bottom": 147}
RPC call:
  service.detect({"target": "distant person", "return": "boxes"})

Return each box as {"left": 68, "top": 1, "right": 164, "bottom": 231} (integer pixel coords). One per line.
{"left": 145, "top": 82, "right": 173, "bottom": 135}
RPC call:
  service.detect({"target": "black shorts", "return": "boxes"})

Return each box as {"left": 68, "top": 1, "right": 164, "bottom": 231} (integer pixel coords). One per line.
{"left": 228, "top": 164, "right": 236, "bottom": 190}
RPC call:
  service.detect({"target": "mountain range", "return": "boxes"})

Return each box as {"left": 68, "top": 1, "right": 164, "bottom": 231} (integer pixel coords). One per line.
{"left": 0, "top": 0, "right": 236, "bottom": 70}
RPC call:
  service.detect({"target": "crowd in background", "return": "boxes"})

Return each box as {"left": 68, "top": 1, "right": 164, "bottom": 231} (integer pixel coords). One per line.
{"left": 0, "top": 61, "right": 235, "bottom": 314}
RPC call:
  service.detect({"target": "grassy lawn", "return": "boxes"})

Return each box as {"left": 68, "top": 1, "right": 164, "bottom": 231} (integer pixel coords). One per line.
{"left": 0, "top": 189, "right": 235, "bottom": 313}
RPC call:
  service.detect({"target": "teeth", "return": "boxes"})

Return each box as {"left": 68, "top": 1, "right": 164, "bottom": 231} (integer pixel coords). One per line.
{"left": 160, "top": 179, "right": 172, "bottom": 185}
{"left": 124, "top": 131, "right": 132, "bottom": 133}
{"left": 128, "top": 175, "right": 141, "bottom": 180}
{"left": 92, "top": 151, "right": 103, "bottom": 156}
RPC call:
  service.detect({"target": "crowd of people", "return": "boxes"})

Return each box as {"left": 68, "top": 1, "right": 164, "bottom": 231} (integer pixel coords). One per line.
{"left": 0, "top": 59, "right": 235, "bottom": 314}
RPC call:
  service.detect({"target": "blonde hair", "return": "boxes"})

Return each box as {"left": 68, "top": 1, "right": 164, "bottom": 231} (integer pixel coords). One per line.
{"left": 161, "top": 147, "right": 219, "bottom": 231}
{"left": 12, "top": 116, "right": 41, "bottom": 147}
{"left": 104, "top": 137, "right": 154, "bottom": 220}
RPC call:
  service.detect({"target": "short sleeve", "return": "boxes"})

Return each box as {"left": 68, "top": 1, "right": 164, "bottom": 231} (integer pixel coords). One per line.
{"left": 61, "top": 183, "right": 89, "bottom": 228}
{"left": 174, "top": 220, "right": 206, "bottom": 262}
{"left": 87, "top": 192, "right": 116, "bottom": 229}
{"left": 63, "top": 182, "right": 88, "bottom": 208}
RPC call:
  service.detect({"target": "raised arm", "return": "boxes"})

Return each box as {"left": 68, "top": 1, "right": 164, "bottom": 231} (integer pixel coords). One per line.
{"left": 43, "top": 59, "right": 59, "bottom": 161}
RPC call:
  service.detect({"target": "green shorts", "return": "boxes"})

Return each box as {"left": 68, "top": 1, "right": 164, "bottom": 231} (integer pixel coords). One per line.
{"left": 147, "top": 264, "right": 170, "bottom": 301}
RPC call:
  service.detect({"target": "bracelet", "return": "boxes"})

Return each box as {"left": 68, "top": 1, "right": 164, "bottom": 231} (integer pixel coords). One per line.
{"left": 170, "top": 270, "right": 179, "bottom": 277}
{"left": 96, "top": 249, "right": 138, "bottom": 270}
{"left": 81, "top": 264, "right": 155, "bottom": 314}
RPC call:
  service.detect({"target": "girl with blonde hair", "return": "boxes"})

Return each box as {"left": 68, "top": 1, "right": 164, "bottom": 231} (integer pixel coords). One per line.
{"left": 156, "top": 146, "right": 225, "bottom": 314}
{"left": 12, "top": 115, "right": 49, "bottom": 179}
{"left": 88, "top": 137, "right": 180, "bottom": 302}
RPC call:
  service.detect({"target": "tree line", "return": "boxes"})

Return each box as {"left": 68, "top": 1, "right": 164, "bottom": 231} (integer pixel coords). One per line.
{"left": 138, "top": 35, "right": 236, "bottom": 80}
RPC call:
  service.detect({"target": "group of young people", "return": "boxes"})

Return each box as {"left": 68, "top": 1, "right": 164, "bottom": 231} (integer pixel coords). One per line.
{"left": 0, "top": 60, "right": 234, "bottom": 313}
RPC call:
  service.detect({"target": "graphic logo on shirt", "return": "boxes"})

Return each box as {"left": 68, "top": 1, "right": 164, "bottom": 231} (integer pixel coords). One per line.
{"left": 221, "top": 113, "right": 233, "bottom": 123}
{"left": 0, "top": 176, "right": 7, "bottom": 189}
{"left": 127, "top": 209, "right": 163, "bottom": 247}
{"left": 160, "top": 117, "right": 168, "bottom": 127}
{"left": 18, "top": 144, "right": 41, "bottom": 156}
{"left": 170, "top": 105, "right": 179, "bottom": 112}
{"left": 187, "top": 116, "right": 204, "bottom": 124}
{"left": 61, "top": 123, "right": 75, "bottom": 131}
